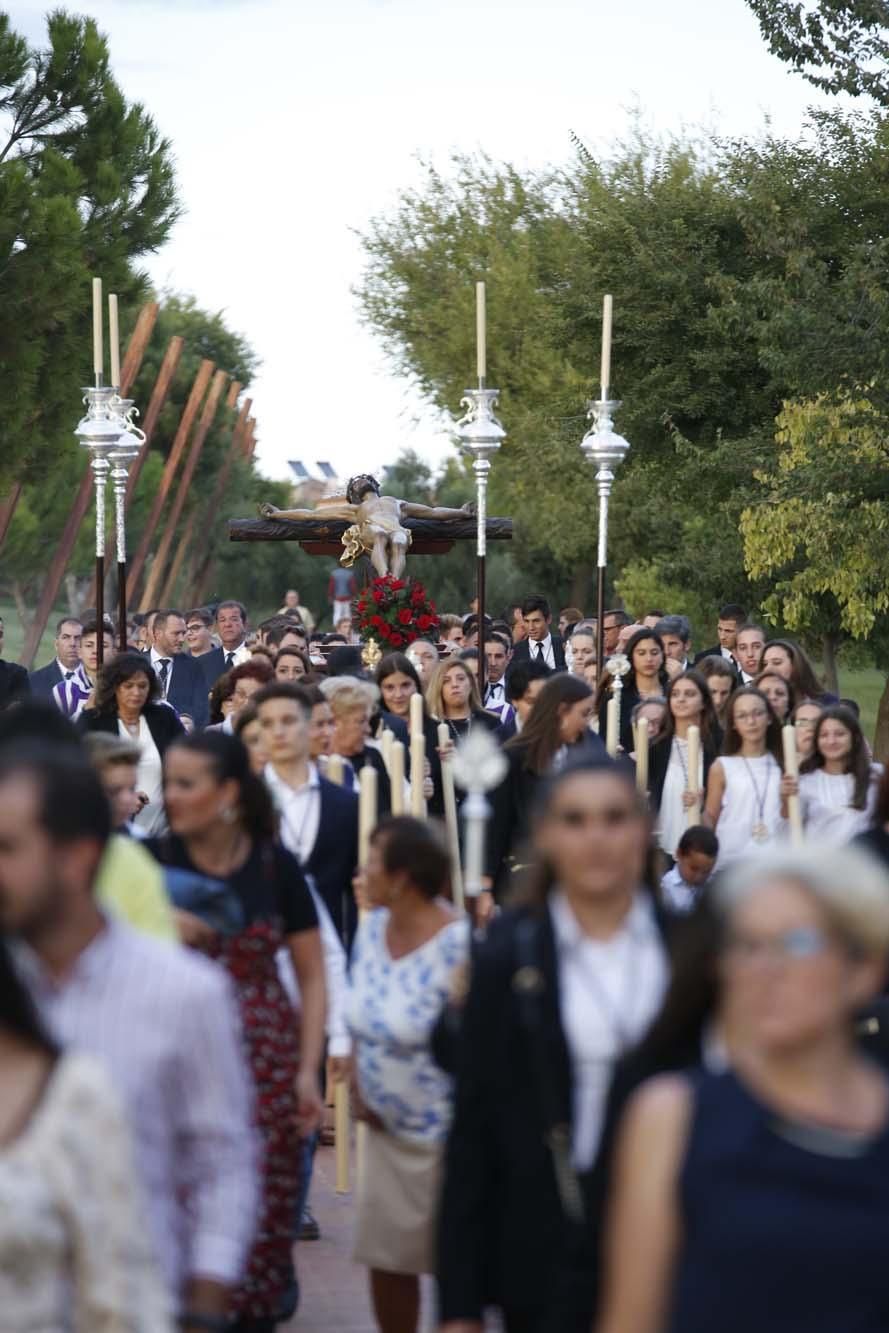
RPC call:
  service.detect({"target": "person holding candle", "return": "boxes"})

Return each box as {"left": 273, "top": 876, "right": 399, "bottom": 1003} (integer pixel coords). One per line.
{"left": 321, "top": 676, "right": 393, "bottom": 814}
{"left": 438, "top": 756, "right": 670, "bottom": 1333}
{"left": 595, "top": 843, "right": 889, "bottom": 1333}
{"left": 596, "top": 628, "right": 670, "bottom": 754}
{"left": 647, "top": 671, "right": 721, "bottom": 861}
{"left": 376, "top": 653, "right": 442, "bottom": 814}
{"left": 349, "top": 817, "right": 470, "bottom": 1333}
{"left": 486, "top": 675, "right": 604, "bottom": 900}
{"left": 703, "top": 687, "right": 785, "bottom": 862}
{"left": 426, "top": 658, "right": 501, "bottom": 745}
{"left": 631, "top": 697, "right": 669, "bottom": 744}
{"left": 780, "top": 705, "right": 881, "bottom": 845}
{"left": 792, "top": 699, "right": 825, "bottom": 762}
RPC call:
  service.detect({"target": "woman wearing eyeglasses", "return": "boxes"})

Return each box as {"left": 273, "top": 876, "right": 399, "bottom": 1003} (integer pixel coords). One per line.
{"left": 596, "top": 843, "right": 889, "bottom": 1333}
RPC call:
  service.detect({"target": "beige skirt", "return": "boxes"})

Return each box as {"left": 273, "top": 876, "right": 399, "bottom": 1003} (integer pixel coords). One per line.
{"left": 353, "top": 1123, "right": 444, "bottom": 1275}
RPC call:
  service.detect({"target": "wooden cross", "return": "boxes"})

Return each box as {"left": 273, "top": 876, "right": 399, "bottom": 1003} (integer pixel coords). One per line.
{"left": 228, "top": 513, "right": 513, "bottom": 560}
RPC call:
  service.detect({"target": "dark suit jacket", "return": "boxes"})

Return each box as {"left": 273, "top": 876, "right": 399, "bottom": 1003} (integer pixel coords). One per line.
{"left": 508, "top": 632, "right": 567, "bottom": 673}
{"left": 77, "top": 702, "right": 186, "bottom": 756}
{"left": 160, "top": 653, "right": 209, "bottom": 728}
{"left": 437, "top": 902, "right": 673, "bottom": 1326}
{"left": 197, "top": 645, "right": 241, "bottom": 690}
{"left": 304, "top": 776, "right": 359, "bottom": 948}
{"left": 28, "top": 660, "right": 64, "bottom": 699}
{"left": 0, "top": 659, "right": 30, "bottom": 709}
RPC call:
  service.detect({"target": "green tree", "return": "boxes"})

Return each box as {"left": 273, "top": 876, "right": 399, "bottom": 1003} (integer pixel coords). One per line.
{"left": 0, "top": 8, "right": 178, "bottom": 488}
{"left": 746, "top": 1, "right": 889, "bottom": 103}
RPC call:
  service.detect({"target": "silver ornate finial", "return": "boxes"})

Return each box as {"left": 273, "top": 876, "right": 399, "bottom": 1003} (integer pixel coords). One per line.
{"left": 452, "top": 728, "right": 507, "bottom": 901}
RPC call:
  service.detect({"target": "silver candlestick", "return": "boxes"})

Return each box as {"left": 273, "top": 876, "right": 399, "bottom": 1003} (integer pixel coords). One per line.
{"left": 452, "top": 727, "right": 507, "bottom": 905}
{"left": 581, "top": 398, "right": 630, "bottom": 674}
{"left": 75, "top": 386, "right": 120, "bottom": 669}
{"left": 107, "top": 396, "right": 145, "bottom": 648}
{"left": 458, "top": 387, "right": 506, "bottom": 698}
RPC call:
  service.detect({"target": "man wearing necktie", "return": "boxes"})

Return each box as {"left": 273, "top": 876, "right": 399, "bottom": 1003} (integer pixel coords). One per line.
{"left": 149, "top": 610, "right": 208, "bottom": 730}
{"left": 505, "top": 596, "right": 567, "bottom": 675}
{"left": 483, "top": 633, "right": 515, "bottom": 725}
{"left": 198, "top": 600, "right": 252, "bottom": 689}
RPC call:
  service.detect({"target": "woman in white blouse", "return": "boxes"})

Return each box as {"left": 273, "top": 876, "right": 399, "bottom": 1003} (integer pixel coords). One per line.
{"left": 348, "top": 816, "right": 469, "bottom": 1333}
{"left": 781, "top": 704, "right": 882, "bottom": 844}
{"left": 0, "top": 937, "right": 171, "bottom": 1330}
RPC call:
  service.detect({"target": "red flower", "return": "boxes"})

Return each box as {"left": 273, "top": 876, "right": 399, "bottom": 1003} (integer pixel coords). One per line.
{"left": 397, "top": 608, "right": 413, "bottom": 625}
{"left": 411, "top": 586, "right": 425, "bottom": 605}
{"left": 370, "top": 614, "right": 383, "bottom": 628}
{"left": 417, "top": 613, "right": 434, "bottom": 631}
{"left": 390, "top": 632, "right": 404, "bottom": 647}
{"left": 372, "top": 590, "right": 383, "bottom": 604}
{"left": 406, "top": 630, "right": 418, "bottom": 644}
{"left": 356, "top": 599, "right": 367, "bottom": 613}
{"left": 389, "top": 579, "right": 405, "bottom": 591}
{"left": 379, "top": 623, "right": 392, "bottom": 639}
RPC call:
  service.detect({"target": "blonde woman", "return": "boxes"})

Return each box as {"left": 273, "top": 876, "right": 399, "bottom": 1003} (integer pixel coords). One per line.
{"left": 320, "top": 676, "right": 393, "bottom": 812}
{"left": 426, "top": 658, "right": 500, "bottom": 745}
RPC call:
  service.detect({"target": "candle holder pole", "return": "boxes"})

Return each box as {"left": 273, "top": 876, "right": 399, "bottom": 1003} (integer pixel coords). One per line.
{"left": 457, "top": 387, "right": 506, "bottom": 699}
{"left": 581, "top": 399, "right": 630, "bottom": 673}
{"left": 107, "top": 395, "right": 145, "bottom": 649}
{"left": 75, "top": 386, "right": 121, "bottom": 670}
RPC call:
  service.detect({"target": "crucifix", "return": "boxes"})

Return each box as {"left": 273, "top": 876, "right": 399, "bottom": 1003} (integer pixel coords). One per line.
{"left": 230, "top": 474, "right": 513, "bottom": 646}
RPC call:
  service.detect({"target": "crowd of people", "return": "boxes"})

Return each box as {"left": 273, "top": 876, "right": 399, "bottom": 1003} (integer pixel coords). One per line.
{"left": 1, "top": 587, "right": 889, "bottom": 1332}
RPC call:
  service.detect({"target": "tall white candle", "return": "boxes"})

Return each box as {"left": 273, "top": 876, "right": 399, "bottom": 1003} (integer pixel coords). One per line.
{"left": 358, "top": 763, "right": 378, "bottom": 867}
{"left": 438, "top": 722, "right": 465, "bottom": 912}
{"left": 783, "top": 722, "right": 803, "bottom": 846}
{"left": 325, "top": 754, "right": 344, "bottom": 786}
{"left": 390, "top": 740, "right": 405, "bottom": 815}
{"left": 635, "top": 716, "right": 649, "bottom": 796}
{"left": 686, "top": 725, "right": 701, "bottom": 825}
{"left": 410, "top": 730, "right": 427, "bottom": 818}
{"left": 600, "top": 293, "right": 613, "bottom": 399}
{"left": 410, "top": 692, "right": 424, "bottom": 738}
{"left": 606, "top": 696, "right": 619, "bottom": 757}
{"left": 109, "top": 293, "right": 121, "bottom": 389}
{"left": 476, "top": 280, "right": 487, "bottom": 382}
{"left": 92, "top": 277, "right": 104, "bottom": 380}
{"left": 380, "top": 728, "right": 393, "bottom": 776}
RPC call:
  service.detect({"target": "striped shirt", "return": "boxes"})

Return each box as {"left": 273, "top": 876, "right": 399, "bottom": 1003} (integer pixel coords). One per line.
{"left": 15, "top": 919, "right": 259, "bottom": 1304}
{"left": 51, "top": 663, "right": 92, "bottom": 720}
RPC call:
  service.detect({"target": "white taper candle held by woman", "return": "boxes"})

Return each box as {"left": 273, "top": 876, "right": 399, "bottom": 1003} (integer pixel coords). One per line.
{"left": 410, "top": 693, "right": 426, "bottom": 818}
{"left": 359, "top": 764, "right": 378, "bottom": 869}
{"left": 783, "top": 722, "right": 804, "bottom": 846}
{"left": 438, "top": 721, "right": 465, "bottom": 913}
{"left": 686, "top": 724, "right": 701, "bottom": 824}
{"left": 606, "top": 696, "right": 619, "bottom": 757}
{"left": 389, "top": 740, "right": 405, "bottom": 816}
{"left": 635, "top": 715, "right": 649, "bottom": 795}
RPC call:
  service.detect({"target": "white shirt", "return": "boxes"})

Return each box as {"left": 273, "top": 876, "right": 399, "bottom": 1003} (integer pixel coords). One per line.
{"left": 123, "top": 715, "right": 165, "bottom": 836}
{"left": 550, "top": 890, "right": 668, "bottom": 1170}
{"left": 149, "top": 647, "right": 174, "bottom": 699}
{"left": 16, "top": 921, "right": 258, "bottom": 1300}
{"left": 221, "top": 640, "right": 251, "bottom": 669}
{"left": 529, "top": 634, "right": 556, "bottom": 669}
{"left": 799, "top": 765, "right": 882, "bottom": 845}
{"left": 265, "top": 762, "right": 322, "bottom": 865}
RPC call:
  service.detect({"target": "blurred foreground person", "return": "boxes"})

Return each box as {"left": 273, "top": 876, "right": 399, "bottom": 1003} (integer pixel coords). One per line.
{"left": 0, "top": 744, "right": 258, "bottom": 1327}
{"left": 597, "top": 844, "right": 889, "bottom": 1333}
{"left": 0, "top": 934, "right": 172, "bottom": 1330}
{"left": 438, "top": 758, "right": 669, "bottom": 1333}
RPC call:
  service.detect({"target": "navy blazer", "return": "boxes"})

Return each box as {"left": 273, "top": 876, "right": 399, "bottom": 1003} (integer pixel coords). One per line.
{"left": 28, "top": 660, "right": 64, "bottom": 699}
{"left": 304, "top": 776, "right": 359, "bottom": 948}
{"left": 198, "top": 645, "right": 245, "bottom": 690}
{"left": 157, "top": 653, "right": 209, "bottom": 729}
{"left": 0, "top": 659, "right": 30, "bottom": 709}
{"left": 508, "top": 632, "right": 567, "bottom": 673}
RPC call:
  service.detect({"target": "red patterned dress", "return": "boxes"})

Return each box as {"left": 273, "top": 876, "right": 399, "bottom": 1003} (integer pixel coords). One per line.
{"left": 151, "top": 836, "right": 318, "bottom": 1322}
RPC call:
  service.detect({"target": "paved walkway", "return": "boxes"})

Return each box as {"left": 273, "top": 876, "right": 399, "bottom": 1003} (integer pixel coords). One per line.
{"left": 286, "top": 1145, "right": 438, "bottom": 1331}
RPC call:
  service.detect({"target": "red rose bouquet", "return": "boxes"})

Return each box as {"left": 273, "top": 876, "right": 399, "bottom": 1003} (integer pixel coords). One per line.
{"left": 355, "top": 575, "right": 439, "bottom": 650}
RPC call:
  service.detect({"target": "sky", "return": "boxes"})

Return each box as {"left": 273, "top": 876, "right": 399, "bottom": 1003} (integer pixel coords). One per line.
{"left": 13, "top": 0, "right": 833, "bottom": 486}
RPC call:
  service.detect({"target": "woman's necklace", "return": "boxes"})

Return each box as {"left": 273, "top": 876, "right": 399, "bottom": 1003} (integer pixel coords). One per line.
{"left": 446, "top": 716, "right": 471, "bottom": 743}
{"left": 742, "top": 754, "right": 773, "bottom": 842}
{"left": 120, "top": 715, "right": 141, "bottom": 736}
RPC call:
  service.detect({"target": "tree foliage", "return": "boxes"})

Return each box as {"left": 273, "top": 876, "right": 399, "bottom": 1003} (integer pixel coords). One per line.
{"left": 746, "top": 0, "right": 889, "bottom": 103}
{"left": 0, "top": 9, "right": 179, "bottom": 487}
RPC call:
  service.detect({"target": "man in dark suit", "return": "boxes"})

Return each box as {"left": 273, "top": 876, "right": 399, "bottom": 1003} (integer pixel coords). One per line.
{"left": 149, "top": 610, "right": 209, "bottom": 729}
{"left": 199, "top": 600, "right": 251, "bottom": 689}
{"left": 507, "top": 596, "right": 567, "bottom": 673}
{"left": 0, "top": 615, "right": 30, "bottom": 709}
{"left": 694, "top": 602, "right": 746, "bottom": 674}
{"left": 29, "top": 616, "right": 83, "bottom": 699}
{"left": 256, "top": 682, "right": 360, "bottom": 948}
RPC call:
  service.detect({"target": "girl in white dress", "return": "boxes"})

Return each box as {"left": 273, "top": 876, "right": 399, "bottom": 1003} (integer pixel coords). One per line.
{"left": 704, "top": 687, "right": 785, "bottom": 864}
{"left": 781, "top": 705, "right": 882, "bottom": 844}
{"left": 649, "top": 670, "right": 721, "bottom": 860}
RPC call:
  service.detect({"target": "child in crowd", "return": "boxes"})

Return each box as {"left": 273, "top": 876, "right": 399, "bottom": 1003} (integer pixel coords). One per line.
{"left": 660, "top": 824, "right": 718, "bottom": 913}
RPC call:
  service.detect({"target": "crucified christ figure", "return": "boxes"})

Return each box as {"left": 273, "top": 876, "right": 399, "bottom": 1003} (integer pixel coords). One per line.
{"left": 259, "top": 473, "right": 475, "bottom": 579}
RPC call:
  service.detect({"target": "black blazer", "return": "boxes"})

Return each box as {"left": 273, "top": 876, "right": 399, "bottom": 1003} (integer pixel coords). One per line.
{"left": 437, "top": 902, "right": 672, "bottom": 1327}
{"left": 78, "top": 702, "right": 186, "bottom": 756}
{"left": 197, "top": 645, "right": 244, "bottom": 690}
{"left": 28, "top": 660, "right": 63, "bottom": 699}
{"left": 509, "top": 632, "right": 567, "bottom": 673}
{"left": 304, "top": 776, "right": 360, "bottom": 949}
{"left": 161, "top": 653, "right": 209, "bottom": 729}
{"left": 0, "top": 659, "right": 30, "bottom": 709}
